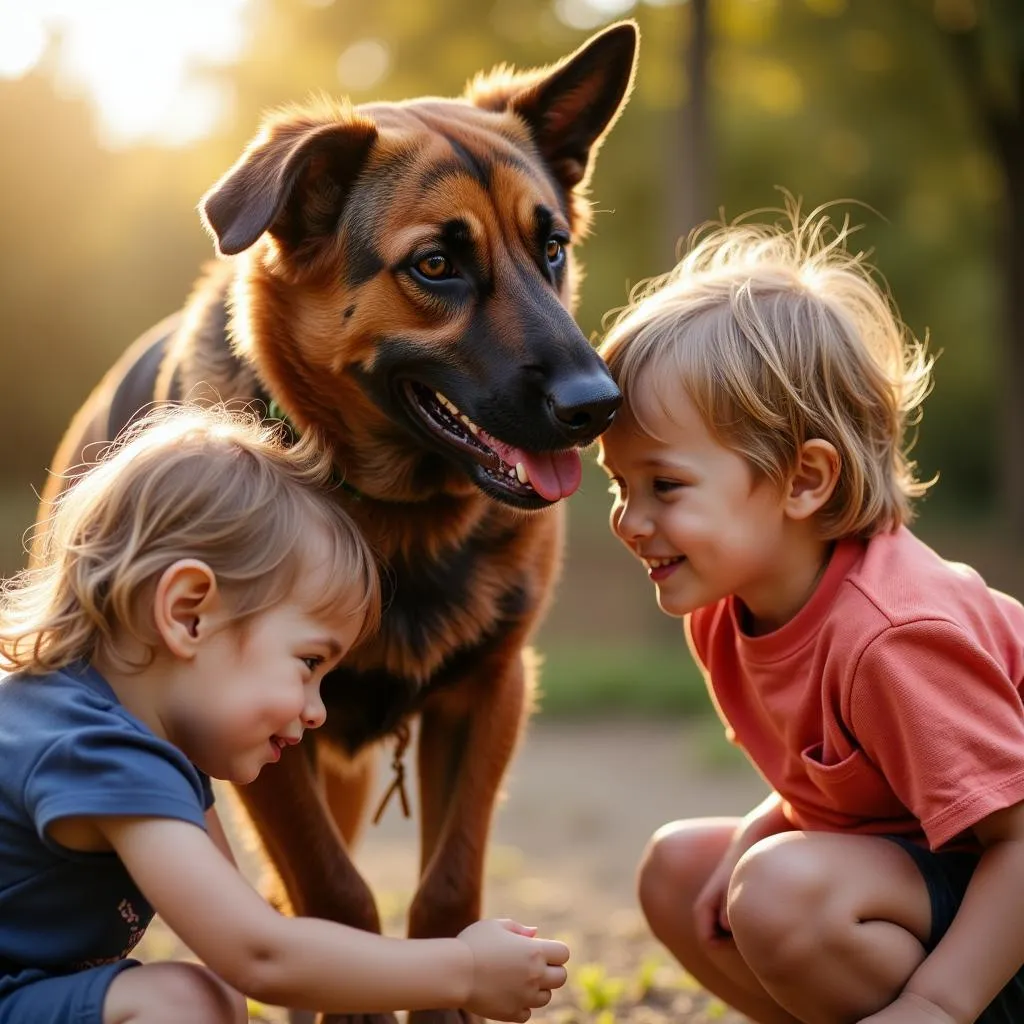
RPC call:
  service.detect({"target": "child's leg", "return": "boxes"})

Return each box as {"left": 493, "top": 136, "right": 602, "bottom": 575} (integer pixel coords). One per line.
{"left": 0, "top": 961, "right": 244, "bottom": 1024}
{"left": 637, "top": 818, "right": 801, "bottom": 1024}
{"left": 727, "top": 831, "right": 933, "bottom": 1023}
{"left": 104, "top": 962, "right": 247, "bottom": 1024}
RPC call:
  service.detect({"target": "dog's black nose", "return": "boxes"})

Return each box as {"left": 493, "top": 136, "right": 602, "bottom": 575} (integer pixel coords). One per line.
{"left": 548, "top": 376, "right": 622, "bottom": 440}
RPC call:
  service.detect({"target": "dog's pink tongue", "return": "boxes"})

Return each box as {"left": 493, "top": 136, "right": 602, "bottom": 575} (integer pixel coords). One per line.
{"left": 485, "top": 436, "right": 584, "bottom": 502}
{"left": 516, "top": 449, "right": 583, "bottom": 502}
{"left": 521, "top": 449, "right": 582, "bottom": 502}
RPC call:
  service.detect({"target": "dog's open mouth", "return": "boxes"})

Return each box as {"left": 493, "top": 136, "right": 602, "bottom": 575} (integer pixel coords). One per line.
{"left": 403, "top": 382, "right": 582, "bottom": 503}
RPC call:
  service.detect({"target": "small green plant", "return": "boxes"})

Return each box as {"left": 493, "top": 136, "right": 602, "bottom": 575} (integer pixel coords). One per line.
{"left": 677, "top": 970, "right": 702, "bottom": 992}
{"left": 374, "top": 888, "right": 411, "bottom": 928}
{"left": 705, "top": 996, "right": 729, "bottom": 1019}
{"left": 632, "top": 954, "right": 661, "bottom": 999}
{"left": 575, "top": 962, "right": 627, "bottom": 1013}
{"left": 245, "top": 996, "right": 273, "bottom": 1020}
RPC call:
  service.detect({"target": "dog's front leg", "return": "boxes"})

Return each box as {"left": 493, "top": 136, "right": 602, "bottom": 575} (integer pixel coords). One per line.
{"left": 230, "top": 742, "right": 397, "bottom": 1024}
{"left": 407, "top": 644, "right": 533, "bottom": 1024}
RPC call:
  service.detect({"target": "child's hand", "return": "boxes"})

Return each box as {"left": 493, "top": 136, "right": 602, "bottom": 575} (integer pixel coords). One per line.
{"left": 695, "top": 822, "right": 774, "bottom": 944}
{"left": 457, "top": 918, "right": 570, "bottom": 1022}
{"left": 695, "top": 849, "right": 743, "bottom": 944}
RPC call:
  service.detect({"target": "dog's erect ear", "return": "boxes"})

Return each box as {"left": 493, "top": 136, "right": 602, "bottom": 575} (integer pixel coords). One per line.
{"left": 200, "top": 101, "right": 378, "bottom": 257}
{"left": 469, "top": 21, "right": 638, "bottom": 192}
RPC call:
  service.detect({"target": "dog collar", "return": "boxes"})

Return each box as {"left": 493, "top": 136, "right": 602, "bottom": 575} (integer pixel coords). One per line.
{"left": 265, "top": 398, "right": 363, "bottom": 501}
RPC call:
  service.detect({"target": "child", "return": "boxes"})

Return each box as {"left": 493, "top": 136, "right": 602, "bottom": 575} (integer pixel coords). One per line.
{"left": 596, "top": 207, "right": 1024, "bottom": 1024}
{"left": 0, "top": 406, "right": 569, "bottom": 1024}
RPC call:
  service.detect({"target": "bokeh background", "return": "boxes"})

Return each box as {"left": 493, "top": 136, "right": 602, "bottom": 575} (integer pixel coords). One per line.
{"left": 1, "top": 0, "right": 1022, "bottom": 717}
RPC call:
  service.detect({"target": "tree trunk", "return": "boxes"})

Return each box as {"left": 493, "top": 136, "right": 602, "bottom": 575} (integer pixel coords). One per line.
{"left": 666, "top": 0, "right": 711, "bottom": 258}
{"left": 999, "top": 123, "right": 1024, "bottom": 541}
{"left": 985, "top": 52, "right": 1024, "bottom": 542}
{"left": 940, "top": 22, "right": 1024, "bottom": 541}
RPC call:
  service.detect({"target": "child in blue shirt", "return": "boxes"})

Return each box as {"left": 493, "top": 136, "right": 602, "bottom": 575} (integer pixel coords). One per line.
{"left": 0, "top": 406, "right": 569, "bottom": 1024}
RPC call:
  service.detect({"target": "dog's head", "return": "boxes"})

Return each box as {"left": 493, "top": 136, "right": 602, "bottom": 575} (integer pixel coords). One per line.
{"left": 201, "top": 22, "right": 638, "bottom": 510}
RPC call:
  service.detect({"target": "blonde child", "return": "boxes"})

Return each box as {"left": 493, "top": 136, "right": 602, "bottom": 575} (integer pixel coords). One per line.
{"left": 0, "top": 406, "right": 569, "bottom": 1024}
{"left": 596, "top": 208, "right": 1024, "bottom": 1024}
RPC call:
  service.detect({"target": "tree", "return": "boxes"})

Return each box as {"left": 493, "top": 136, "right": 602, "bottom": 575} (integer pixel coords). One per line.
{"left": 668, "top": 0, "right": 712, "bottom": 248}
{"left": 933, "top": 0, "right": 1024, "bottom": 539}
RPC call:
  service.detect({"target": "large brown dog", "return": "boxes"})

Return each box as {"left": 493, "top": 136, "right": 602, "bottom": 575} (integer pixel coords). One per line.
{"left": 39, "top": 22, "right": 637, "bottom": 1024}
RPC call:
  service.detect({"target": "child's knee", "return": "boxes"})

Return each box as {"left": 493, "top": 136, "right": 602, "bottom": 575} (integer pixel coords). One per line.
{"left": 152, "top": 964, "right": 245, "bottom": 1023}
{"left": 168, "top": 966, "right": 246, "bottom": 1024}
{"left": 637, "top": 821, "right": 720, "bottom": 932}
{"left": 106, "top": 962, "right": 246, "bottom": 1023}
{"left": 638, "top": 822, "right": 693, "bottom": 906}
{"left": 727, "top": 835, "right": 835, "bottom": 977}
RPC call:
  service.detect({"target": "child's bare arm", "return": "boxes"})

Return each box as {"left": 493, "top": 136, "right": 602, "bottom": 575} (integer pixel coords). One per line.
{"left": 734, "top": 791, "right": 791, "bottom": 849}
{"left": 97, "top": 815, "right": 568, "bottom": 1020}
{"left": 200, "top": 807, "right": 251, "bottom": 1014}
{"left": 205, "top": 807, "right": 240, "bottom": 867}
{"left": 869, "top": 800, "right": 1024, "bottom": 1024}
{"left": 696, "top": 791, "right": 793, "bottom": 943}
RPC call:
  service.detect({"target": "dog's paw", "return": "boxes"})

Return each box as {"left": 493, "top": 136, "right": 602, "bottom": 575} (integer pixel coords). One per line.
{"left": 408, "top": 1011, "right": 481, "bottom": 1024}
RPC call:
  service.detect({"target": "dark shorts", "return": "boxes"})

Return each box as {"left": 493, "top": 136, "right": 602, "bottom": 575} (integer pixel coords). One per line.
{"left": 886, "top": 835, "right": 1024, "bottom": 1023}
{"left": 0, "top": 961, "right": 139, "bottom": 1024}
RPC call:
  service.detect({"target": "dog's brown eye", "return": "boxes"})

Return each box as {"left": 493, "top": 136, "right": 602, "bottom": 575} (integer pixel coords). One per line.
{"left": 416, "top": 254, "right": 451, "bottom": 279}
{"left": 546, "top": 238, "right": 565, "bottom": 265}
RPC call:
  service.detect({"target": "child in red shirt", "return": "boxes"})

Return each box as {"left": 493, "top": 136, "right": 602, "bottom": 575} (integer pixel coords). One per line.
{"left": 597, "top": 204, "right": 1024, "bottom": 1024}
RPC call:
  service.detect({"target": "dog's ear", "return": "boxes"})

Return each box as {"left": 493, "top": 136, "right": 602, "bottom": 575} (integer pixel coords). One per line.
{"left": 200, "top": 100, "right": 377, "bottom": 257}
{"left": 468, "top": 21, "right": 638, "bottom": 192}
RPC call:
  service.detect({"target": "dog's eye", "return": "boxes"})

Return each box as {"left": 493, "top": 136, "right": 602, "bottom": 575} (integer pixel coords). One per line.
{"left": 415, "top": 254, "right": 452, "bottom": 280}
{"left": 546, "top": 237, "right": 566, "bottom": 268}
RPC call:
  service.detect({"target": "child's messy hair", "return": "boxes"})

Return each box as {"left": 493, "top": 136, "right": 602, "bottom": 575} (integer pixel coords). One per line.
{"left": 1, "top": 405, "right": 381, "bottom": 675}
{"left": 599, "top": 199, "right": 935, "bottom": 539}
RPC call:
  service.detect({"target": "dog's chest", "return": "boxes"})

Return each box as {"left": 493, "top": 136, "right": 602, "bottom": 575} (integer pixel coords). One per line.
{"left": 318, "top": 526, "right": 532, "bottom": 755}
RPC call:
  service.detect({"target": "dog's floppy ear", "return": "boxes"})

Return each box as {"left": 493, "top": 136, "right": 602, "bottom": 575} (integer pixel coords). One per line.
{"left": 200, "top": 100, "right": 377, "bottom": 257}
{"left": 469, "top": 21, "right": 638, "bottom": 192}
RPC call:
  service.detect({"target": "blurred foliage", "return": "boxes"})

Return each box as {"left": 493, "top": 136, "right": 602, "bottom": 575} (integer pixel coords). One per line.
{"left": 538, "top": 643, "right": 708, "bottom": 718}
{"left": 1, "top": 0, "right": 1021, "bottom": 671}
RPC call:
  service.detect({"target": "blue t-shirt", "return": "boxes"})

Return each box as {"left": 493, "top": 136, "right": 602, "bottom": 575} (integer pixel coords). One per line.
{"left": 0, "top": 662, "right": 213, "bottom": 989}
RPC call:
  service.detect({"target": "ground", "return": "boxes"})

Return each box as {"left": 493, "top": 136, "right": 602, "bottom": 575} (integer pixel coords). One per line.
{"left": 137, "top": 718, "right": 769, "bottom": 1023}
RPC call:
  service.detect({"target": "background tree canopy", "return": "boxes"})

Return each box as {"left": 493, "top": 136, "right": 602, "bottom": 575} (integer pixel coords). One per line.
{"left": 1, "top": 0, "right": 1020, "bottom": 690}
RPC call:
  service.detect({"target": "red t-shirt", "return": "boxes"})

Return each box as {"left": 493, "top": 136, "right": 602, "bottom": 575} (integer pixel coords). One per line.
{"left": 687, "top": 527, "right": 1024, "bottom": 851}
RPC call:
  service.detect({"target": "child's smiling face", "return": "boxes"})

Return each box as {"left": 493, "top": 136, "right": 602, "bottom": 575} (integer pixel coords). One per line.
{"left": 597, "top": 387, "right": 803, "bottom": 629}
{"left": 166, "top": 590, "right": 362, "bottom": 785}
{"left": 152, "top": 526, "right": 367, "bottom": 785}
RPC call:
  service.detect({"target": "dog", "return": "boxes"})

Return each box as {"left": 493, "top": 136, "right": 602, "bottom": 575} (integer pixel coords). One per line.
{"left": 38, "top": 21, "right": 638, "bottom": 1024}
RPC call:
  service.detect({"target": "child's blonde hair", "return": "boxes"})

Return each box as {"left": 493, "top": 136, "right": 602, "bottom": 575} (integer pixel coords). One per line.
{"left": 599, "top": 201, "right": 935, "bottom": 539}
{"left": 1, "top": 405, "right": 381, "bottom": 675}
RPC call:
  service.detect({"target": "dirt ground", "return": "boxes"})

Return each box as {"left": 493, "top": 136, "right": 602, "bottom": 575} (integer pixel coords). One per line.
{"left": 138, "top": 719, "right": 769, "bottom": 1023}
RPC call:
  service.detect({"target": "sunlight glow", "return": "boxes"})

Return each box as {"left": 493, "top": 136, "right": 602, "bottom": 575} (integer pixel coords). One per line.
{"left": 554, "top": 0, "right": 636, "bottom": 31}
{"left": 0, "top": 9, "right": 47, "bottom": 79}
{"left": 336, "top": 39, "right": 391, "bottom": 93}
{"left": 0, "top": 0, "right": 251, "bottom": 148}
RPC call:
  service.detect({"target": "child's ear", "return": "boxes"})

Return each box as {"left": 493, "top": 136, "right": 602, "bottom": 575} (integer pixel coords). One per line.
{"left": 784, "top": 439, "right": 840, "bottom": 521}
{"left": 152, "top": 559, "right": 223, "bottom": 658}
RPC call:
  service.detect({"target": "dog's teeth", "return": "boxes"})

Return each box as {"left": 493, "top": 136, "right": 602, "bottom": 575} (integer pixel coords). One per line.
{"left": 515, "top": 462, "right": 529, "bottom": 485}
{"left": 467, "top": 421, "right": 479, "bottom": 435}
{"left": 436, "top": 391, "right": 459, "bottom": 416}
